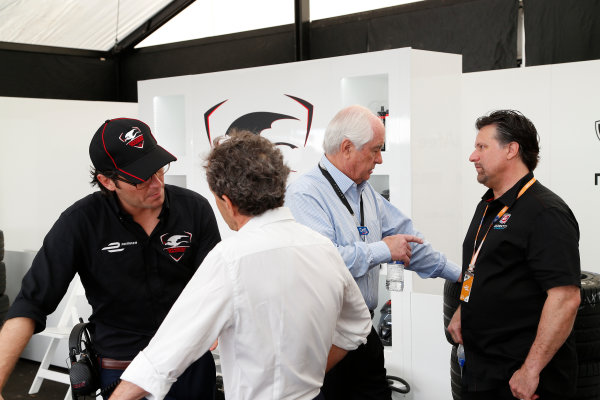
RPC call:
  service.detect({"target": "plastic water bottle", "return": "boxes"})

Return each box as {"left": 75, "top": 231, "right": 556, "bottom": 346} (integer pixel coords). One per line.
{"left": 386, "top": 261, "right": 404, "bottom": 291}
{"left": 457, "top": 344, "right": 466, "bottom": 376}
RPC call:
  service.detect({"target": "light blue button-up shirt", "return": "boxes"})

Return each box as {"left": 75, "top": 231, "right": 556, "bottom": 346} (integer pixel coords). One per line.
{"left": 285, "top": 155, "right": 460, "bottom": 310}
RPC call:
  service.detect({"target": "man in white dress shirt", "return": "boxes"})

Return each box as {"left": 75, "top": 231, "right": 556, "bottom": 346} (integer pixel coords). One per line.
{"left": 109, "top": 131, "right": 372, "bottom": 400}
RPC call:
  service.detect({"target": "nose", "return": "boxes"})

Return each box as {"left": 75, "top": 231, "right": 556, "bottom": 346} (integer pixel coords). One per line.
{"left": 375, "top": 150, "right": 383, "bottom": 164}
{"left": 469, "top": 150, "right": 478, "bottom": 163}
{"left": 149, "top": 173, "right": 163, "bottom": 187}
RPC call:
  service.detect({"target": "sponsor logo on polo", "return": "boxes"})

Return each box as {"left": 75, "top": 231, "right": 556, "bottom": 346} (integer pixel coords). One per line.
{"left": 161, "top": 232, "right": 192, "bottom": 262}
{"left": 101, "top": 241, "right": 138, "bottom": 253}
{"left": 499, "top": 213, "right": 511, "bottom": 224}
{"left": 119, "top": 127, "right": 144, "bottom": 149}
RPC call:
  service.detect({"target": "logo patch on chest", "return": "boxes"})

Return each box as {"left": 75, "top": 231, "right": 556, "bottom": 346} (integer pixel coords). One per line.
{"left": 499, "top": 213, "right": 511, "bottom": 224}
{"left": 494, "top": 213, "right": 511, "bottom": 230}
{"left": 161, "top": 232, "right": 192, "bottom": 261}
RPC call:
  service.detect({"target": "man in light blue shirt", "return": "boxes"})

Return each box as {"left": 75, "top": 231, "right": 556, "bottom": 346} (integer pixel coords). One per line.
{"left": 285, "top": 104, "right": 461, "bottom": 400}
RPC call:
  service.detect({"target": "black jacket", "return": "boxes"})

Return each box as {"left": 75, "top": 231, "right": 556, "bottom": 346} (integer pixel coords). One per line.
{"left": 8, "top": 184, "right": 221, "bottom": 358}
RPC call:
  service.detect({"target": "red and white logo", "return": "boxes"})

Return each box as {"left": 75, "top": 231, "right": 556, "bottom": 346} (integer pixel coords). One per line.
{"left": 161, "top": 232, "right": 192, "bottom": 262}
{"left": 119, "top": 127, "right": 144, "bottom": 149}
{"left": 499, "top": 213, "right": 511, "bottom": 224}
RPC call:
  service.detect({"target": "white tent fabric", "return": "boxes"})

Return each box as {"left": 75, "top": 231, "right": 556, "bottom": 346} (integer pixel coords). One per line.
{"left": 0, "top": 0, "right": 172, "bottom": 51}
{"left": 0, "top": 0, "right": 423, "bottom": 51}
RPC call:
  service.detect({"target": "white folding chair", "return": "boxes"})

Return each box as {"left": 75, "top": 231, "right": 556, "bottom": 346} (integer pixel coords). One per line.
{"left": 28, "top": 275, "right": 88, "bottom": 400}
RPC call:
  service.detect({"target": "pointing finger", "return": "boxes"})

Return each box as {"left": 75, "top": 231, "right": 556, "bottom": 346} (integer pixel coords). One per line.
{"left": 403, "top": 235, "right": 424, "bottom": 244}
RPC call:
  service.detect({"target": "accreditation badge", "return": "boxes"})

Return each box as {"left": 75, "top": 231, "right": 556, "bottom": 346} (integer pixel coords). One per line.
{"left": 357, "top": 226, "right": 369, "bottom": 241}
{"left": 460, "top": 268, "right": 475, "bottom": 302}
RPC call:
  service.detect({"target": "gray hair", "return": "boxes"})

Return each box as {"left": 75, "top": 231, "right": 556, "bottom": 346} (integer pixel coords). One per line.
{"left": 205, "top": 131, "right": 290, "bottom": 216}
{"left": 323, "top": 105, "right": 379, "bottom": 154}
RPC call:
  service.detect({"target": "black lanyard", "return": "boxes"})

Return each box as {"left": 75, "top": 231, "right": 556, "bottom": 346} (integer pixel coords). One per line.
{"left": 318, "top": 163, "right": 364, "bottom": 227}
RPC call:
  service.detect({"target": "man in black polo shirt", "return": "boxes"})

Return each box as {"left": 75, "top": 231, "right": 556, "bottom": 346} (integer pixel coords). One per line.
{"left": 447, "top": 110, "right": 581, "bottom": 400}
{"left": 0, "top": 118, "right": 221, "bottom": 399}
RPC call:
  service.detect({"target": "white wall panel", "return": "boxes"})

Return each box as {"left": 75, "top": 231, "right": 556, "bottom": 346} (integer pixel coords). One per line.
{"left": 548, "top": 61, "right": 600, "bottom": 271}
{"left": 0, "top": 97, "right": 137, "bottom": 251}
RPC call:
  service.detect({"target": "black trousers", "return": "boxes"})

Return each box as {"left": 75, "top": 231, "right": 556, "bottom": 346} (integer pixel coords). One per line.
{"left": 322, "top": 326, "right": 391, "bottom": 400}
{"left": 100, "top": 351, "right": 216, "bottom": 399}
{"left": 312, "top": 391, "right": 325, "bottom": 400}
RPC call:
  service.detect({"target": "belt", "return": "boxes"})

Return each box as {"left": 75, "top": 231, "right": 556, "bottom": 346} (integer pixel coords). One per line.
{"left": 100, "top": 357, "right": 132, "bottom": 370}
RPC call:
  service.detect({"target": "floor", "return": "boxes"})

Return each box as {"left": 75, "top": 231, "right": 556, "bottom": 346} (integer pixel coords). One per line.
{"left": 4, "top": 358, "right": 69, "bottom": 400}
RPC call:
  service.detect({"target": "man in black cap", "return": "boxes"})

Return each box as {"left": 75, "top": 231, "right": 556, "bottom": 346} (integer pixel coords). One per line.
{"left": 0, "top": 118, "right": 221, "bottom": 399}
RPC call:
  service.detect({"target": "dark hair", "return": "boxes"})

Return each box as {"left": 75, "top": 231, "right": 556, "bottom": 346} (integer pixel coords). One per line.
{"left": 90, "top": 168, "right": 124, "bottom": 196}
{"left": 90, "top": 168, "right": 113, "bottom": 196}
{"left": 475, "top": 110, "right": 540, "bottom": 171}
{"left": 205, "top": 131, "right": 290, "bottom": 216}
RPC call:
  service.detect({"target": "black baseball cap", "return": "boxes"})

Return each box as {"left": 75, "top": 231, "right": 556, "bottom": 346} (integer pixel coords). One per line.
{"left": 89, "top": 118, "right": 177, "bottom": 184}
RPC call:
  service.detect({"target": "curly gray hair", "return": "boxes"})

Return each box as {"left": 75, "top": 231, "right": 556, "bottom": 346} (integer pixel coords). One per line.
{"left": 205, "top": 131, "right": 290, "bottom": 216}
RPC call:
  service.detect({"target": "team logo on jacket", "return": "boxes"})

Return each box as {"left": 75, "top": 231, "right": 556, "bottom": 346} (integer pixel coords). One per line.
{"left": 119, "top": 127, "right": 144, "bottom": 149}
{"left": 494, "top": 213, "right": 511, "bottom": 229}
{"left": 499, "top": 213, "right": 511, "bottom": 224}
{"left": 161, "top": 232, "right": 192, "bottom": 261}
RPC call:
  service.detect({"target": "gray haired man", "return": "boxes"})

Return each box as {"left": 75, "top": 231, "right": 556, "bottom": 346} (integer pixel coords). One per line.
{"left": 286, "top": 105, "right": 461, "bottom": 400}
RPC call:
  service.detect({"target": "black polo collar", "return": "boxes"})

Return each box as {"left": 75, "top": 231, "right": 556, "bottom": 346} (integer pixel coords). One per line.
{"left": 482, "top": 171, "right": 535, "bottom": 207}
{"left": 106, "top": 185, "right": 171, "bottom": 221}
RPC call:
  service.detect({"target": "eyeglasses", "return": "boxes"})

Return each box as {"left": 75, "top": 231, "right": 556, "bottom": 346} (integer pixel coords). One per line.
{"left": 111, "top": 164, "right": 170, "bottom": 190}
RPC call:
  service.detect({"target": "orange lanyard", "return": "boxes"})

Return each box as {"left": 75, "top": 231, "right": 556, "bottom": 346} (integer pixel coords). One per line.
{"left": 468, "top": 177, "right": 536, "bottom": 272}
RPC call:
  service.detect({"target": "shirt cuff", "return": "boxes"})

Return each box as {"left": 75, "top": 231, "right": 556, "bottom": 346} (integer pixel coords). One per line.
{"left": 370, "top": 241, "right": 391, "bottom": 265}
{"left": 333, "top": 329, "right": 369, "bottom": 351}
{"left": 120, "top": 351, "right": 176, "bottom": 400}
{"left": 440, "top": 259, "right": 461, "bottom": 282}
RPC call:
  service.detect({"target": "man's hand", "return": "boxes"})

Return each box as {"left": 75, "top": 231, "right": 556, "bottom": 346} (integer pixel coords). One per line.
{"left": 509, "top": 366, "right": 540, "bottom": 400}
{"left": 382, "top": 234, "right": 424, "bottom": 266}
{"left": 447, "top": 305, "right": 462, "bottom": 345}
{"left": 326, "top": 345, "right": 348, "bottom": 373}
{"left": 210, "top": 339, "right": 218, "bottom": 351}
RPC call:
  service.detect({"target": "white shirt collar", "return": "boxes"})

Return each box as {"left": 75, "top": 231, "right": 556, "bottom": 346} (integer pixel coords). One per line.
{"left": 239, "top": 207, "right": 295, "bottom": 233}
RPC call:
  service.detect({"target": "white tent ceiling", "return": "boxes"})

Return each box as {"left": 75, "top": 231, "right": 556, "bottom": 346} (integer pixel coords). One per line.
{"left": 0, "top": 0, "right": 423, "bottom": 52}
{"left": 0, "top": 0, "right": 172, "bottom": 51}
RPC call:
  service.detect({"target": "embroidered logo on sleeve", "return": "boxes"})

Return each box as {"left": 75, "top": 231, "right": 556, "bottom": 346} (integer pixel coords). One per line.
{"left": 161, "top": 232, "right": 192, "bottom": 261}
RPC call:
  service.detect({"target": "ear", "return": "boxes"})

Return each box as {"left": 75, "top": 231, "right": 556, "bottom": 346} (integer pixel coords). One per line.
{"left": 221, "top": 194, "right": 243, "bottom": 217}
{"left": 506, "top": 142, "right": 520, "bottom": 160}
{"left": 340, "top": 138, "right": 354, "bottom": 157}
{"left": 220, "top": 194, "right": 234, "bottom": 213}
{"left": 97, "top": 174, "right": 117, "bottom": 192}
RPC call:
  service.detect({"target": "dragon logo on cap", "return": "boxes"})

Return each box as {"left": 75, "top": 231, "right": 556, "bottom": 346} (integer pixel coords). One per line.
{"left": 119, "top": 127, "right": 144, "bottom": 149}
